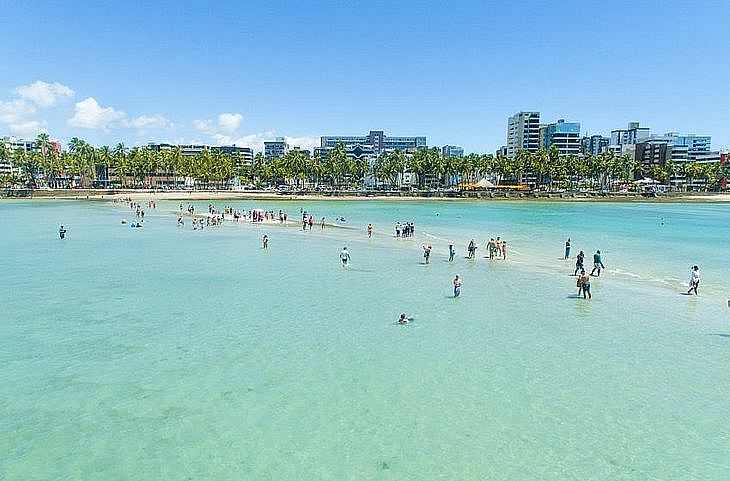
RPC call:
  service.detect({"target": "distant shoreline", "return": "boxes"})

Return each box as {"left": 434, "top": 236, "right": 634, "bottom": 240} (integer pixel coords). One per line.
{"left": 2, "top": 188, "right": 730, "bottom": 203}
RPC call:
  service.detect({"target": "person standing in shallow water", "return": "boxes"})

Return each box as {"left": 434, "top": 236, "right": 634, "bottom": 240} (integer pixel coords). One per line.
{"left": 423, "top": 244, "right": 432, "bottom": 264}
{"left": 448, "top": 244, "right": 455, "bottom": 262}
{"left": 339, "top": 247, "right": 351, "bottom": 266}
{"left": 367, "top": 223, "right": 373, "bottom": 238}
{"left": 578, "top": 269, "right": 591, "bottom": 299}
{"left": 565, "top": 238, "right": 571, "bottom": 259}
{"left": 574, "top": 251, "right": 585, "bottom": 276}
{"left": 59, "top": 225, "right": 66, "bottom": 239}
{"left": 453, "top": 275, "right": 462, "bottom": 297}
{"left": 262, "top": 235, "right": 269, "bottom": 249}
{"left": 687, "top": 265, "right": 700, "bottom": 295}
{"left": 590, "top": 250, "right": 605, "bottom": 276}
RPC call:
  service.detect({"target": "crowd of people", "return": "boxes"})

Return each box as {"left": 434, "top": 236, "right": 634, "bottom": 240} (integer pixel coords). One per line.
{"left": 395, "top": 222, "right": 415, "bottom": 238}
{"left": 91, "top": 200, "right": 708, "bottom": 306}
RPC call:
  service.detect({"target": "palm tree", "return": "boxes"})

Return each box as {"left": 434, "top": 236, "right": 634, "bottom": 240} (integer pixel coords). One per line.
{"left": 328, "top": 142, "right": 348, "bottom": 189}
{"left": 0, "top": 142, "right": 9, "bottom": 169}
{"left": 406, "top": 149, "right": 426, "bottom": 189}
{"left": 112, "top": 143, "right": 129, "bottom": 187}
{"left": 96, "top": 146, "right": 112, "bottom": 187}
{"left": 67, "top": 138, "right": 95, "bottom": 187}
{"left": 514, "top": 150, "right": 532, "bottom": 187}
{"left": 252, "top": 152, "right": 266, "bottom": 187}
{"left": 35, "top": 133, "right": 55, "bottom": 187}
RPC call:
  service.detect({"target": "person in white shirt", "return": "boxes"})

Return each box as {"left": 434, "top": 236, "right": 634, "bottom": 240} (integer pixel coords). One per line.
{"left": 340, "top": 247, "right": 351, "bottom": 266}
{"left": 687, "top": 265, "right": 700, "bottom": 295}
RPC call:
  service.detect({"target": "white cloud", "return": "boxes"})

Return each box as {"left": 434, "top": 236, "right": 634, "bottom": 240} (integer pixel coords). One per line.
{"left": 67, "top": 97, "right": 126, "bottom": 130}
{"left": 193, "top": 118, "right": 213, "bottom": 133}
{"left": 211, "top": 131, "right": 273, "bottom": 151}
{"left": 15, "top": 81, "right": 74, "bottom": 107}
{"left": 125, "top": 114, "right": 173, "bottom": 131}
{"left": 204, "top": 131, "right": 319, "bottom": 152}
{"left": 283, "top": 135, "right": 319, "bottom": 151}
{"left": 194, "top": 112, "right": 244, "bottom": 136}
{"left": 9, "top": 120, "right": 48, "bottom": 137}
{"left": 0, "top": 99, "right": 36, "bottom": 124}
{"left": 217, "top": 112, "right": 243, "bottom": 134}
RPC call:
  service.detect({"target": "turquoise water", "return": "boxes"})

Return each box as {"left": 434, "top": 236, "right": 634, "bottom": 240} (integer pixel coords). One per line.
{"left": 1, "top": 199, "right": 729, "bottom": 480}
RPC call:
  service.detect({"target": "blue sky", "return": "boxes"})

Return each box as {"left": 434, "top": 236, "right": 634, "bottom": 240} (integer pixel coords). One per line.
{"left": 1, "top": 0, "right": 728, "bottom": 153}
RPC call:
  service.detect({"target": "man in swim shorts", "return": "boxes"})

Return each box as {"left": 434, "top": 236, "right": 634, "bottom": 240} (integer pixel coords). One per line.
{"left": 579, "top": 269, "right": 591, "bottom": 299}
{"left": 565, "top": 238, "right": 571, "bottom": 259}
{"left": 448, "top": 244, "right": 455, "bottom": 262}
{"left": 590, "top": 250, "right": 605, "bottom": 276}
{"left": 423, "top": 245, "right": 432, "bottom": 264}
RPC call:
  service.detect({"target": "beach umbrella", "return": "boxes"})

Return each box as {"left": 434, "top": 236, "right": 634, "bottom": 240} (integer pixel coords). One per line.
{"left": 475, "top": 178, "right": 495, "bottom": 188}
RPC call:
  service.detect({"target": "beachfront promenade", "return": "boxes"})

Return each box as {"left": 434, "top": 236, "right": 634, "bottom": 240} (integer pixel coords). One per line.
{"left": 4, "top": 187, "right": 730, "bottom": 202}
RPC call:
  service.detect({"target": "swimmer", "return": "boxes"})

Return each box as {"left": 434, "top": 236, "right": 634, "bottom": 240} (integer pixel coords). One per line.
{"left": 448, "top": 244, "right": 455, "bottom": 262}
{"left": 121, "top": 219, "right": 128, "bottom": 224}
{"left": 564, "top": 238, "right": 571, "bottom": 259}
{"left": 397, "top": 313, "right": 411, "bottom": 325}
{"left": 58, "top": 225, "right": 66, "bottom": 239}
{"left": 453, "top": 275, "right": 462, "bottom": 297}
{"left": 367, "top": 223, "right": 373, "bottom": 238}
{"left": 262, "top": 234, "right": 269, "bottom": 249}
{"left": 340, "top": 247, "right": 351, "bottom": 266}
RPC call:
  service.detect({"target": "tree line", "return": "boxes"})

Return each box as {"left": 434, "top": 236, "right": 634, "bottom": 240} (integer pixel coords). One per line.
{"left": 0, "top": 134, "right": 727, "bottom": 191}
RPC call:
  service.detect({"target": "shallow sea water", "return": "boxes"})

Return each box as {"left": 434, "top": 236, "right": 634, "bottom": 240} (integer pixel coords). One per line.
{"left": 1, "top": 199, "right": 729, "bottom": 480}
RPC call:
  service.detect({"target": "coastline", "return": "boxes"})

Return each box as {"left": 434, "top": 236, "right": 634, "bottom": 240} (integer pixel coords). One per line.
{"left": 2, "top": 188, "right": 730, "bottom": 203}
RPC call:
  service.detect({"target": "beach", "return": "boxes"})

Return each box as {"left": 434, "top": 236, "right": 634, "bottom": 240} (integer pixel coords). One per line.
{"left": 1, "top": 199, "right": 729, "bottom": 480}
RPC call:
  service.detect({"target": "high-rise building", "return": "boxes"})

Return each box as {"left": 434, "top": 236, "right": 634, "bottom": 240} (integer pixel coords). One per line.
{"left": 148, "top": 143, "right": 253, "bottom": 166}
{"left": 581, "top": 135, "right": 610, "bottom": 155}
{"left": 441, "top": 145, "right": 464, "bottom": 158}
{"left": 320, "top": 130, "right": 426, "bottom": 155}
{"left": 634, "top": 137, "right": 672, "bottom": 169}
{"left": 264, "top": 137, "right": 289, "bottom": 160}
{"left": 665, "top": 133, "right": 712, "bottom": 162}
{"left": 1, "top": 137, "right": 35, "bottom": 175}
{"left": 610, "top": 122, "right": 650, "bottom": 146}
{"left": 539, "top": 119, "right": 581, "bottom": 155}
{"left": 506, "top": 111, "right": 540, "bottom": 158}
{"left": 1, "top": 136, "right": 60, "bottom": 176}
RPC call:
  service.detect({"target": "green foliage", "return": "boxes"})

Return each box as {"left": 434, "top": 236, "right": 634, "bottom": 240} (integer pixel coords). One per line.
{"left": 6, "top": 134, "right": 727, "bottom": 192}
